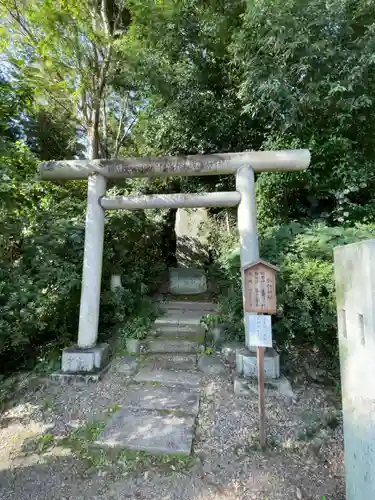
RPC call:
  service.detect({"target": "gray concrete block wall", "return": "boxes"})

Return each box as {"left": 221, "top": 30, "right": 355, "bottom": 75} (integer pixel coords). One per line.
{"left": 334, "top": 239, "right": 375, "bottom": 500}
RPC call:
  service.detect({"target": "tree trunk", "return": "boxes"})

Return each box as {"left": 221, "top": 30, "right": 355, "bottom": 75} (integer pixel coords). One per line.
{"left": 87, "top": 122, "right": 100, "bottom": 159}
{"left": 101, "top": 99, "right": 109, "bottom": 159}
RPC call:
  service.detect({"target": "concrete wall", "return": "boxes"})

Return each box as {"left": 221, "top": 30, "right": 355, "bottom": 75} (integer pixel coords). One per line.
{"left": 334, "top": 239, "right": 375, "bottom": 500}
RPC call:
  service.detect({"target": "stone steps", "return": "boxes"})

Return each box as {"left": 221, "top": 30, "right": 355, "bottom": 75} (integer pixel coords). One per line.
{"left": 118, "top": 384, "right": 200, "bottom": 414}
{"left": 98, "top": 294, "right": 216, "bottom": 456}
{"left": 142, "top": 354, "right": 197, "bottom": 371}
{"left": 134, "top": 368, "right": 202, "bottom": 388}
{"left": 160, "top": 300, "right": 217, "bottom": 314}
{"left": 143, "top": 339, "right": 201, "bottom": 354}
{"left": 150, "top": 326, "right": 205, "bottom": 343}
{"left": 151, "top": 304, "right": 208, "bottom": 343}
{"left": 154, "top": 313, "right": 203, "bottom": 327}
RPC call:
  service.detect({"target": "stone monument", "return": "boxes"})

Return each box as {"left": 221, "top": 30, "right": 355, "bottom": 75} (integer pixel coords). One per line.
{"left": 169, "top": 208, "right": 210, "bottom": 295}
{"left": 334, "top": 239, "right": 375, "bottom": 500}
{"left": 175, "top": 208, "right": 209, "bottom": 267}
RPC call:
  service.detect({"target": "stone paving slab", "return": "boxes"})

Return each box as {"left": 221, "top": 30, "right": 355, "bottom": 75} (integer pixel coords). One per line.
{"left": 96, "top": 408, "right": 195, "bottom": 455}
{"left": 145, "top": 339, "right": 200, "bottom": 354}
{"left": 123, "top": 384, "right": 200, "bottom": 415}
{"left": 143, "top": 354, "right": 197, "bottom": 371}
{"left": 134, "top": 368, "right": 202, "bottom": 388}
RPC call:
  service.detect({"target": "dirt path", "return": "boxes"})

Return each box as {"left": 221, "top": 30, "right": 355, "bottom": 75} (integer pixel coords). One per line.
{"left": 0, "top": 356, "right": 344, "bottom": 500}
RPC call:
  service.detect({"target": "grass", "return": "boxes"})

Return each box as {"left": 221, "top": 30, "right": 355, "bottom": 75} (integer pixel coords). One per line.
{"left": 117, "top": 449, "right": 196, "bottom": 473}
{"left": 22, "top": 432, "right": 55, "bottom": 454}
{"left": 106, "top": 404, "right": 122, "bottom": 415}
{"left": 41, "top": 396, "right": 56, "bottom": 412}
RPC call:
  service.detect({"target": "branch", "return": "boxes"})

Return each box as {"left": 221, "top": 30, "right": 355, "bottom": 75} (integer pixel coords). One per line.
{"left": 113, "top": 1, "right": 124, "bottom": 33}
{"left": 101, "top": 96, "right": 109, "bottom": 158}
{"left": 2, "top": 0, "right": 39, "bottom": 45}
{"left": 114, "top": 93, "right": 128, "bottom": 156}
{"left": 100, "top": 0, "right": 111, "bottom": 35}
{"left": 115, "top": 114, "right": 137, "bottom": 156}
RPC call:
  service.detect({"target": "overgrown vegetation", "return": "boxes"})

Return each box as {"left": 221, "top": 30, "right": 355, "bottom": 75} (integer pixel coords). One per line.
{"left": 1, "top": 0, "right": 375, "bottom": 375}
{"left": 209, "top": 221, "right": 375, "bottom": 363}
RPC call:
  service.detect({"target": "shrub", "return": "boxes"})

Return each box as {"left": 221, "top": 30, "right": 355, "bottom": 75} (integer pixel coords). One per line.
{"left": 210, "top": 221, "right": 375, "bottom": 360}
{"left": 0, "top": 151, "right": 167, "bottom": 372}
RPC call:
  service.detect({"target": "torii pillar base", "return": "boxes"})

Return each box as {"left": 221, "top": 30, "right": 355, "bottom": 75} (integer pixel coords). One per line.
{"left": 52, "top": 343, "right": 111, "bottom": 382}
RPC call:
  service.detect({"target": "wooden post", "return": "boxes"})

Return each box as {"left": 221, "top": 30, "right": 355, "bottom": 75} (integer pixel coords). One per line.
{"left": 257, "top": 346, "right": 266, "bottom": 447}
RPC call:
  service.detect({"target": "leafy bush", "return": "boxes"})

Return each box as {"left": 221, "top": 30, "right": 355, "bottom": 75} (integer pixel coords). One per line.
{"left": 0, "top": 146, "right": 167, "bottom": 372}
{"left": 210, "top": 221, "right": 375, "bottom": 360}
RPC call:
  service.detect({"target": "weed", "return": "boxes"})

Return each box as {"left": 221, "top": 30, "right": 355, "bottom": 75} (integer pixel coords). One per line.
{"left": 106, "top": 404, "right": 121, "bottom": 415}
{"left": 37, "top": 432, "right": 55, "bottom": 451}
{"left": 143, "top": 380, "right": 164, "bottom": 388}
{"left": 118, "top": 449, "right": 195, "bottom": 473}
{"left": 298, "top": 408, "right": 341, "bottom": 442}
{"left": 64, "top": 420, "right": 106, "bottom": 447}
{"left": 41, "top": 397, "right": 56, "bottom": 412}
{"left": 322, "top": 409, "right": 340, "bottom": 430}
{"left": 23, "top": 432, "right": 55, "bottom": 454}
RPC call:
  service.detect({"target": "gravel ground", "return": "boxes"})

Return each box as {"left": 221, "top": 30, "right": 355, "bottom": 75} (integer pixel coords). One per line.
{"left": 0, "top": 358, "right": 344, "bottom": 500}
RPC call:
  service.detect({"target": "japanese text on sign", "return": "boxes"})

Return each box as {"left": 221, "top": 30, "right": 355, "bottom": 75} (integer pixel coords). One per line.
{"left": 246, "top": 314, "right": 272, "bottom": 347}
{"left": 243, "top": 263, "right": 276, "bottom": 314}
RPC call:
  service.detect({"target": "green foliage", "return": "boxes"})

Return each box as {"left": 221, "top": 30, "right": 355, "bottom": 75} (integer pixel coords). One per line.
{"left": 123, "top": 315, "right": 153, "bottom": 340}
{"left": 122, "top": 0, "right": 254, "bottom": 159}
{"left": 22, "top": 432, "right": 55, "bottom": 454}
{"left": 121, "top": 0, "right": 375, "bottom": 224}
{"left": 0, "top": 141, "right": 166, "bottom": 372}
{"left": 210, "top": 221, "right": 375, "bottom": 359}
{"left": 233, "top": 0, "right": 375, "bottom": 225}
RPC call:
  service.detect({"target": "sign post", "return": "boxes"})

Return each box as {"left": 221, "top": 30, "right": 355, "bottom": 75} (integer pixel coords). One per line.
{"left": 257, "top": 346, "right": 265, "bottom": 446}
{"left": 242, "top": 260, "right": 278, "bottom": 447}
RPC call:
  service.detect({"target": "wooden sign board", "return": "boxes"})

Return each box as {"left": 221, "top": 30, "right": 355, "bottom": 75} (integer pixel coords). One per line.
{"left": 243, "top": 260, "right": 278, "bottom": 314}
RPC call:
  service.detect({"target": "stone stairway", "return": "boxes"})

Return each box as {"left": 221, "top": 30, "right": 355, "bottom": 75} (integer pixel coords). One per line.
{"left": 96, "top": 299, "right": 217, "bottom": 455}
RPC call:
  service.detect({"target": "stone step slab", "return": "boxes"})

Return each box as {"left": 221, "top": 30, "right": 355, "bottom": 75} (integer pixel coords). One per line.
{"left": 134, "top": 368, "right": 202, "bottom": 388}
{"left": 96, "top": 408, "right": 195, "bottom": 455}
{"left": 143, "top": 354, "right": 197, "bottom": 371}
{"left": 153, "top": 324, "right": 204, "bottom": 335}
{"left": 144, "top": 339, "right": 201, "bottom": 354}
{"left": 160, "top": 300, "right": 217, "bottom": 313}
{"left": 123, "top": 384, "right": 200, "bottom": 415}
{"left": 154, "top": 313, "right": 204, "bottom": 327}
{"left": 150, "top": 326, "right": 205, "bottom": 343}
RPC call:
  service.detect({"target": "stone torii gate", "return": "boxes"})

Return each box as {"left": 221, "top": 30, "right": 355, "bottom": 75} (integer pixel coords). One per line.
{"left": 39, "top": 149, "right": 310, "bottom": 376}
